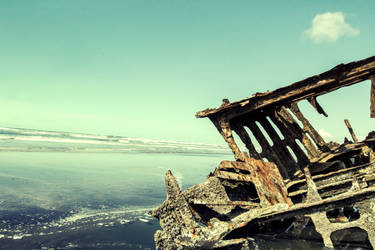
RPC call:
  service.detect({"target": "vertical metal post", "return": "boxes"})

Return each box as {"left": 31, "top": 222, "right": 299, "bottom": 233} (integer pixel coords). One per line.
{"left": 371, "top": 77, "right": 375, "bottom": 118}
{"left": 344, "top": 119, "right": 358, "bottom": 143}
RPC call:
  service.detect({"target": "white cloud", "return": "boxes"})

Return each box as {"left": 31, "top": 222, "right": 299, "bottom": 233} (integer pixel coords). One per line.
{"left": 318, "top": 129, "right": 333, "bottom": 139}
{"left": 304, "top": 12, "right": 359, "bottom": 43}
{"left": 357, "top": 135, "right": 366, "bottom": 141}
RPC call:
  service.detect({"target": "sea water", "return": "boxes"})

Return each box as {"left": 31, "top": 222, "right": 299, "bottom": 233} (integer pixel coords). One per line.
{"left": 0, "top": 152, "right": 327, "bottom": 250}
{"left": 0, "top": 152, "right": 226, "bottom": 250}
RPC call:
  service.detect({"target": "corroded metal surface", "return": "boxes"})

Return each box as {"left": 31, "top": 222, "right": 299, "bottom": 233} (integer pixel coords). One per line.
{"left": 151, "top": 55, "right": 375, "bottom": 249}
{"left": 196, "top": 55, "right": 375, "bottom": 119}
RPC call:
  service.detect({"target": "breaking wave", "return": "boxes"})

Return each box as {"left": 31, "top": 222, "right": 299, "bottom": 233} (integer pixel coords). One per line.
{"left": 0, "top": 127, "right": 230, "bottom": 155}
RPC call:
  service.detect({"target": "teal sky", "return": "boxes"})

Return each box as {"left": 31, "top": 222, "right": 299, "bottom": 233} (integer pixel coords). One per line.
{"left": 0, "top": 1, "right": 374, "bottom": 144}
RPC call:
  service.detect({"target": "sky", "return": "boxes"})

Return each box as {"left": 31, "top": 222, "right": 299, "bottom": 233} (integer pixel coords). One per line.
{"left": 0, "top": 0, "right": 374, "bottom": 145}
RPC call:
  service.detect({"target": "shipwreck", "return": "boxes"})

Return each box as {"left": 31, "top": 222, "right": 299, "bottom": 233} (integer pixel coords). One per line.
{"left": 150, "top": 55, "right": 375, "bottom": 249}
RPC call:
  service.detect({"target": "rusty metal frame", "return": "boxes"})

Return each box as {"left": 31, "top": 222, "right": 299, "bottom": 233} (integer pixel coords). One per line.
{"left": 151, "top": 55, "right": 375, "bottom": 249}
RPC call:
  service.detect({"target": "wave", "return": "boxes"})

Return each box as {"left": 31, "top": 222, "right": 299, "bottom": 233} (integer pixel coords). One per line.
{"left": 0, "top": 127, "right": 231, "bottom": 155}
{"left": 0, "top": 205, "right": 157, "bottom": 241}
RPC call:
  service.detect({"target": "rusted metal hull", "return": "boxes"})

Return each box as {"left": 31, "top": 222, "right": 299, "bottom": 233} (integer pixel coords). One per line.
{"left": 151, "top": 56, "right": 375, "bottom": 249}
{"left": 151, "top": 157, "right": 375, "bottom": 249}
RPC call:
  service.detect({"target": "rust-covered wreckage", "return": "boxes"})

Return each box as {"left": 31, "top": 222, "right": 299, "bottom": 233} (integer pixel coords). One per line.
{"left": 150, "top": 55, "right": 375, "bottom": 249}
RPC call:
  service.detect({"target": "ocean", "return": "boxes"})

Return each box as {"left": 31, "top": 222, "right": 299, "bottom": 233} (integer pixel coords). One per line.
{"left": 0, "top": 128, "right": 336, "bottom": 249}
{"left": 0, "top": 152, "right": 231, "bottom": 250}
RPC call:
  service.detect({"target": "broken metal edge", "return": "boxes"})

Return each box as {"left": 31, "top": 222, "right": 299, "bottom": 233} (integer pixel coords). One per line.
{"left": 152, "top": 56, "right": 375, "bottom": 249}
{"left": 196, "top": 55, "right": 375, "bottom": 119}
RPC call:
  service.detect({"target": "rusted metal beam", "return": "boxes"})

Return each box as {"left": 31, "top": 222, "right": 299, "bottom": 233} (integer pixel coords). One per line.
{"left": 210, "top": 116, "right": 244, "bottom": 161}
{"left": 214, "top": 170, "right": 252, "bottom": 182}
{"left": 243, "top": 153, "right": 293, "bottom": 207}
{"left": 259, "top": 110, "right": 309, "bottom": 165}
{"left": 304, "top": 166, "right": 322, "bottom": 202}
{"left": 307, "top": 96, "right": 328, "bottom": 117}
{"left": 290, "top": 161, "right": 372, "bottom": 185}
{"left": 196, "top": 55, "right": 375, "bottom": 120}
{"left": 269, "top": 108, "right": 319, "bottom": 159}
{"left": 244, "top": 119, "right": 293, "bottom": 179}
{"left": 192, "top": 200, "right": 260, "bottom": 208}
{"left": 251, "top": 186, "right": 375, "bottom": 224}
{"left": 289, "top": 103, "right": 328, "bottom": 151}
{"left": 231, "top": 123, "right": 261, "bottom": 159}
{"left": 214, "top": 157, "right": 292, "bottom": 207}
{"left": 344, "top": 119, "right": 359, "bottom": 143}
{"left": 153, "top": 55, "right": 375, "bottom": 250}
{"left": 225, "top": 187, "right": 375, "bottom": 247}
{"left": 288, "top": 172, "right": 370, "bottom": 198}
{"left": 371, "top": 77, "right": 375, "bottom": 118}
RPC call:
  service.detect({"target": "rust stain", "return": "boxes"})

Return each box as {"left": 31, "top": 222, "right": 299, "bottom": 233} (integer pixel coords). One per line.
{"left": 152, "top": 55, "right": 375, "bottom": 249}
